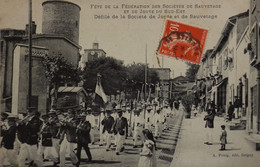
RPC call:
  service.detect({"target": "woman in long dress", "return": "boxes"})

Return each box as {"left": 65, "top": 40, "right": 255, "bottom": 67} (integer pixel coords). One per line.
{"left": 138, "top": 129, "right": 157, "bottom": 167}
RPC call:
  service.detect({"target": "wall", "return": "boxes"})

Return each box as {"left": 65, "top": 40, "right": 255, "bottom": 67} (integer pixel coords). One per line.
{"left": 42, "top": 0, "right": 80, "bottom": 43}
{"left": 23, "top": 37, "right": 80, "bottom": 67}
{"left": 12, "top": 44, "right": 48, "bottom": 115}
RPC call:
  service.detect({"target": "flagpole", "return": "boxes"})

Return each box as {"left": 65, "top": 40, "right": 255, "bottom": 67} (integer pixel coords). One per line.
{"left": 28, "top": 0, "right": 32, "bottom": 109}
{"left": 144, "top": 44, "right": 147, "bottom": 119}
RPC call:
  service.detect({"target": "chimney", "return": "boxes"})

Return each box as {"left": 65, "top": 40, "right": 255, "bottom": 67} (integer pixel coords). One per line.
{"left": 25, "top": 21, "right": 37, "bottom": 35}
{"left": 93, "top": 42, "right": 99, "bottom": 49}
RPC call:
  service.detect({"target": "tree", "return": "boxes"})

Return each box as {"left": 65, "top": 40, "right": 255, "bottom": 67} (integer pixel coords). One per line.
{"left": 41, "top": 53, "right": 80, "bottom": 109}
{"left": 126, "top": 63, "right": 160, "bottom": 99}
{"left": 185, "top": 62, "right": 200, "bottom": 81}
{"left": 82, "top": 56, "right": 127, "bottom": 95}
{"left": 181, "top": 93, "right": 195, "bottom": 118}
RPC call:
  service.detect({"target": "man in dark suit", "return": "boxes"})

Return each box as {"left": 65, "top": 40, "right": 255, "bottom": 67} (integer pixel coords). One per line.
{"left": 101, "top": 108, "right": 115, "bottom": 151}
{"left": 48, "top": 109, "right": 61, "bottom": 163}
{"left": 76, "top": 114, "right": 92, "bottom": 167}
{"left": 59, "top": 109, "right": 78, "bottom": 166}
{"left": 0, "top": 116, "right": 18, "bottom": 166}
{"left": 112, "top": 107, "right": 128, "bottom": 155}
{"left": 18, "top": 107, "right": 43, "bottom": 167}
{"left": 228, "top": 102, "right": 235, "bottom": 121}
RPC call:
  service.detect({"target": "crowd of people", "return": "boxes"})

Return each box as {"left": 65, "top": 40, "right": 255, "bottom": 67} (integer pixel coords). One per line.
{"left": 0, "top": 101, "right": 181, "bottom": 167}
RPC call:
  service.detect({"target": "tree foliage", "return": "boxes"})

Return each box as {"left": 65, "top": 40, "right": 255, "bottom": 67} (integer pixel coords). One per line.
{"left": 42, "top": 54, "right": 80, "bottom": 86}
{"left": 41, "top": 53, "right": 80, "bottom": 108}
{"left": 82, "top": 56, "right": 127, "bottom": 95}
{"left": 126, "top": 63, "right": 159, "bottom": 91}
{"left": 185, "top": 62, "right": 200, "bottom": 81}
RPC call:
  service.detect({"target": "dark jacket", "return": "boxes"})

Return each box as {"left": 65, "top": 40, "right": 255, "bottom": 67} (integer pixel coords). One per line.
{"left": 228, "top": 104, "right": 235, "bottom": 115}
{"left": 17, "top": 123, "right": 28, "bottom": 143}
{"left": 101, "top": 116, "right": 115, "bottom": 134}
{"left": 77, "top": 120, "right": 91, "bottom": 144}
{"left": 204, "top": 113, "right": 215, "bottom": 128}
{"left": 26, "top": 116, "right": 42, "bottom": 145}
{"left": 60, "top": 118, "right": 77, "bottom": 143}
{"left": 49, "top": 117, "right": 61, "bottom": 139}
{"left": 41, "top": 122, "right": 53, "bottom": 146}
{"left": 113, "top": 117, "right": 128, "bottom": 136}
{"left": 1, "top": 125, "right": 16, "bottom": 149}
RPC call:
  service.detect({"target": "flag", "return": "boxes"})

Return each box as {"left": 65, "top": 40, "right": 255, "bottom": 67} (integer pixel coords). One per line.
{"left": 94, "top": 77, "right": 107, "bottom": 106}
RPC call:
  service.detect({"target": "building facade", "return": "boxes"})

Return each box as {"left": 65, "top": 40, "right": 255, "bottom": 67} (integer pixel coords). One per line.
{"left": 79, "top": 42, "right": 106, "bottom": 69}
{"left": 150, "top": 68, "right": 171, "bottom": 100}
{"left": 0, "top": 0, "right": 81, "bottom": 114}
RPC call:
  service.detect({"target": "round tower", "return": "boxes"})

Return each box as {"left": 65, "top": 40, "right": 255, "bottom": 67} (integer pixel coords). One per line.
{"left": 42, "top": 0, "right": 80, "bottom": 44}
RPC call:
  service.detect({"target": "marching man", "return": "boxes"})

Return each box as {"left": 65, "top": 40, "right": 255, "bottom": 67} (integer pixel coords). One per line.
{"left": 133, "top": 107, "right": 144, "bottom": 148}
{"left": 86, "top": 107, "right": 95, "bottom": 144}
{"left": 112, "top": 107, "right": 128, "bottom": 155}
{"left": 59, "top": 109, "right": 78, "bottom": 166}
{"left": 38, "top": 114, "right": 58, "bottom": 165}
{"left": 18, "top": 107, "right": 42, "bottom": 167}
{"left": 76, "top": 114, "right": 92, "bottom": 167}
{"left": 154, "top": 108, "right": 163, "bottom": 139}
{"left": 99, "top": 108, "right": 106, "bottom": 146}
{"left": 124, "top": 107, "right": 133, "bottom": 137}
{"left": 0, "top": 115, "right": 18, "bottom": 167}
{"left": 101, "top": 108, "right": 115, "bottom": 151}
{"left": 144, "top": 105, "right": 153, "bottom": 131}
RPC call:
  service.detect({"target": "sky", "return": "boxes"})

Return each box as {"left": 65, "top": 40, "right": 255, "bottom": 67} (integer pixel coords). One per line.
{"left": 0, "top": 0, "right": 249, "bottom": 78}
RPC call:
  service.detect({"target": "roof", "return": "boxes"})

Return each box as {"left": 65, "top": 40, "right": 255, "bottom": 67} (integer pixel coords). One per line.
{"left": 42, "top": 0, "right": 81, "bottom": 10}
{"left": 23, "top": 34, "right": 82, "bottom": 49}
{"left": 213, "top": 10, "right": 249, "bottom": 53}
{"left": 150, "top": 68, "right": 171, "bottom": 71}
{"left": 201, "top": 49, "right": 213, "bottom": 62}
{"left": 170, "top": 76, "right": 191, "bottom": 82}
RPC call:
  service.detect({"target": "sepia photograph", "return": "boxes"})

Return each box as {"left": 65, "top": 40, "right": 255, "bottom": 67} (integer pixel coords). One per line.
{"left": 0, "top": 0, "right": 260, "bottom": 166}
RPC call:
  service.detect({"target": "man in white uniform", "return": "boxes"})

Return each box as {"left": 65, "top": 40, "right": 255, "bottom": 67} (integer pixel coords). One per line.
{"left": 133, "top": 107, "right": 144, "bottom": 148}
{"left": 154, "top": 108, "right": 163, "bottom": 139}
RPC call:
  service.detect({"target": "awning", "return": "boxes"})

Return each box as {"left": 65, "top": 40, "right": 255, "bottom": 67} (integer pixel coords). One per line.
{"left": 216, "top": 77, "right": 228, "bottom": 88}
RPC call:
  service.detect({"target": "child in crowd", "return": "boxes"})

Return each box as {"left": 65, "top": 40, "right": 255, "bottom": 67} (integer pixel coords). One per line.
{"left": 138, "top": 129, "right": 157, "bottom": 167}
{"left": 220, "top": 125, "right": 227, "bottom": 151}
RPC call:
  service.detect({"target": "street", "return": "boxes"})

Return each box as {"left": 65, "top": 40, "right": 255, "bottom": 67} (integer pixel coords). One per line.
{"left": 43, "top": 110, "right": 184, "bottom": 167}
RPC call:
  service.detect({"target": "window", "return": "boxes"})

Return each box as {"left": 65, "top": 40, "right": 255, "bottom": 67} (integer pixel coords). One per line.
{"left": 223, "top": 48, "right": 228, "bottom": 70}
{"left": 229, "top": 48, "right": 234, "bottom": 69}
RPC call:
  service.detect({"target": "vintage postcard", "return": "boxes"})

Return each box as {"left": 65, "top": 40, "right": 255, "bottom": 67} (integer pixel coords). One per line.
{"left": 0, "top": 0, "right": 259, "bottom": 167}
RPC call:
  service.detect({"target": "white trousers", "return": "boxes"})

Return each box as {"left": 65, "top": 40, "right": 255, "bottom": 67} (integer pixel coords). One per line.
{"left": 13, "top": 137, "right": 21, "bottom": 155}
{"left": 59, "top": 137, "right": 77, "bottom": 166}
{"left": 18, "top": 143, "right": 43, "bottom": 167}
{"left": 206, "top": 128, "right": 214, "bottom": 143}
{"left": 155, "top": 122, "right": 162, "bottom": 137}
{"left": 105, "top": 131, "right": 113, "bottom": 149}
{"left": 100, "top": 127, "right": 105, "bottom": 145}
{"left": 52, "top": 138, "right": 60, "bottom": 157}
{"left": 133, "top": 126, "right": 144, "bottom": 146}
{"left": 0, "top": 148, "right": 18, "bottom": 167}
{"left": 115, "top": 133, "right": 125, "bottom": 153}
{"left": 38, "top": 143, "right": 58, "bottom": 163}
{"left": 90, "top": 131, "right": 95, "bottom": 143}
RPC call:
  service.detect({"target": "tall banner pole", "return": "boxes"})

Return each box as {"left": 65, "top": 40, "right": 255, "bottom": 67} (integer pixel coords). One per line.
{"left": 144, "top": 44, "right": 147, "bottom": 119}
{"left": 28, "top": 0, "right": 32, "bottom": 109}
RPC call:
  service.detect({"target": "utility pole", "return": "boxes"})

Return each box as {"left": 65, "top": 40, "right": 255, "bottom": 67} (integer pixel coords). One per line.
{"left": 28, "top": 0, "right": 32, "bottom": 109}
{"left": 144, "top": 44, "right": 147, "bottom": 119}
